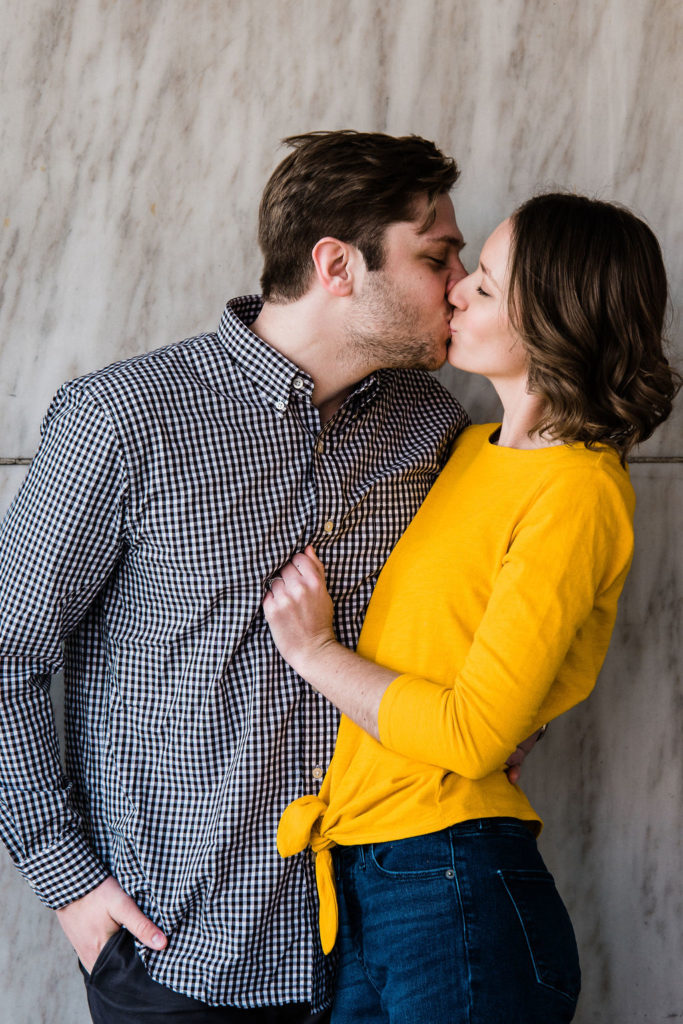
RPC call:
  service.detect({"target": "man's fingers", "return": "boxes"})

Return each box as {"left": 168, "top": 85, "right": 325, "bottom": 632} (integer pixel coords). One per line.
{"left": 55, "top": 877, "right": 167, "bottom": 971}
{"left": 110, "top": 890, "right": 167, "bottom": 950}
{"left": 506, "top": 725, "right": 547, "bottom": 768}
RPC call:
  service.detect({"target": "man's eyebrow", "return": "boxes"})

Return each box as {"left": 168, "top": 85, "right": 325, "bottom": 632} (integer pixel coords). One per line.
{"left": 426, "top": 234, "right": 466, "bottom": 251}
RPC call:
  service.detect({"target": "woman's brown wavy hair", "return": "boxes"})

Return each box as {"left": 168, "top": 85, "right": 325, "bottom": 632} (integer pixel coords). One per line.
{"left": 508, "top": 193, "right": 681, "bottom": 461}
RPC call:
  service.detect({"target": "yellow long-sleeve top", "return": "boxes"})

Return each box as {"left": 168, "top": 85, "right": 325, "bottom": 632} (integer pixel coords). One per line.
{"left": 278, "top": 425, "right": 635, "bottom": 953}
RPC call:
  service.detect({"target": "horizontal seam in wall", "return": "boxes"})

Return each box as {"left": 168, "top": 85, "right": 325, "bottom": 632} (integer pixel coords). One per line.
{"left": 2, "top": 456, "right": 683, "bottom": 466}
{"left": 627, "top": 457, "right": 683, "bottom": 463}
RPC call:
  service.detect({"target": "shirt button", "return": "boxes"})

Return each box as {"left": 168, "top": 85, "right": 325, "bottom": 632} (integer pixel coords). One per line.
{"left": 312, "top": 765, "right": 324, "bottom": 780}
{"left": 275, "top": 400, "right": 286, "bottom": 411}
{"left": 323, "top": 520, "right": 334, "bottom": 533}
{"left": 315, "top": 440, "right": 324, "bottom": 455}
{"left": 292, "top": 377, "right": 305, "bottom": 390}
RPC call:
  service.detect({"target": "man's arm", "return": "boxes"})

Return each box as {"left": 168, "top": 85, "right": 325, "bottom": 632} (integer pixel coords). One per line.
{"left": 504, "top": 725, "right": 546, "bottom": 784}
{"left": 0, "top": 386, "right": 165, "bottom": 965}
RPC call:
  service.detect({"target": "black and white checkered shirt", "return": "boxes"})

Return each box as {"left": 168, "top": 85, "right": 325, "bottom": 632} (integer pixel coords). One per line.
{"left": 0, "top": 296, "right": 467, "bottom": 1009}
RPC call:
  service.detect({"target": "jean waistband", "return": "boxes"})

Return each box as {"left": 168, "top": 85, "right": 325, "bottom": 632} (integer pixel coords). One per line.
{"left": 449, "top": 816, "right": 537, "bottom": 837}
{"left": 333, "top": 817, "right": 537, "bottom": 862}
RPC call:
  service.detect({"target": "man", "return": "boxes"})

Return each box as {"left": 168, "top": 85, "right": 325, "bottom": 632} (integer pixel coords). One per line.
{"left": 0, "top": 131, "right": 470, "bottom": 1021}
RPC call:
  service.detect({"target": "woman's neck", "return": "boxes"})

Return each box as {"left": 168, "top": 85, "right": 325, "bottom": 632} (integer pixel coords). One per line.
{"left": 494, "top": 384, "right": 558, "bottom": 450}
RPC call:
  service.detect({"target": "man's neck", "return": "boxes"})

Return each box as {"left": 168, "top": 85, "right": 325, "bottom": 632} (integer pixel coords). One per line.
{"left": 250, "top": 297, "right": 374, "bottom": 424}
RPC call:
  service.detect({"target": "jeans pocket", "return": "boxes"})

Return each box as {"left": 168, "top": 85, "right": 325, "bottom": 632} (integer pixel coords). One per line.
{"left": 498, "top": 869, "right": 581, "bottom": 1003}
{"left": 369, "top": 830, "right": 453, "bottom": 878}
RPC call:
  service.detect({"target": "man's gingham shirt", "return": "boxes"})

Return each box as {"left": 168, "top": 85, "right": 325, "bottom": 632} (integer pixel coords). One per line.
{"left": 0, "top": 296, "right": 467, "bottom": 1009}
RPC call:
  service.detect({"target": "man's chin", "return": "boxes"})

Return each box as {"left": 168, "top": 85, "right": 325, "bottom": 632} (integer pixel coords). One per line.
{"left": 423, "top": 341, "right": 449, "bottom": 372}
{"left": 378, "top": 338, "right": 448, "bottom": 373}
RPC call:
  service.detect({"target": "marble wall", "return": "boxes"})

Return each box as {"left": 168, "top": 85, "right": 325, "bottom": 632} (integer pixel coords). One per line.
{"left": 1, "top": 1, "right": 681, "bottom": 1020}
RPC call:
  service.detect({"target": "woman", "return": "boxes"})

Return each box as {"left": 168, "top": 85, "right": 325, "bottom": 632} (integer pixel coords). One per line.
{"left": 262, "top": 193, "right": 680, "bottom": 1023}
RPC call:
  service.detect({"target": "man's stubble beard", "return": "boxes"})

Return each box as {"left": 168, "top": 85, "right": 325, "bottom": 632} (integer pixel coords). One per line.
{"left": 341, "top": 273, "right": 446, "bottom": 373}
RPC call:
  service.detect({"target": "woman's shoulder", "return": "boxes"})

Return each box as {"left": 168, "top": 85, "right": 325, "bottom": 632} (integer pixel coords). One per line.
{"left": 525, "top": 444, "right": 636, "bottom": 542}
{"left": 451, "top": 429, "right": 635, "bottom": 516}
{"left": 550, "top": 441, "right": 633, "bottom": 495}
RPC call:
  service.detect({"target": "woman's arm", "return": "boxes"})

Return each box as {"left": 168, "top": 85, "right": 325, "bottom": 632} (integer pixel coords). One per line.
{"left": 373, "top": 468, "right": 633, "bottom": 777}
{"left": 264, "top": 548, "right": 540, "bottom": 778}
{"left": 264, "top": 463, "right": 633, "bottom": 779}
{"left": 263, "top": 546, "right": 542, "bottom": 779}
{"left": 262, "top": 546, "right": 393, "bottom": 741}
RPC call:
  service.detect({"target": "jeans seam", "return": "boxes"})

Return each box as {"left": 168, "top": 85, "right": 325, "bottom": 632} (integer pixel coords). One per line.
{"left": 346, "top": 858, "right": 383, "bottom": 1008}
{"left": 449, "top": 827, "right": 534, "bottom": 841}
{"left": 497, "top": 870, "right": 578, "bottom": 1003}
{"left": 367, "top": 839, "right": 454, "bottom": 879}
{"left": 368, "top": 858, "right": 453, "bottom": 879}
{"left": 449, "top": 833, "right": 472, "bottom": 1024}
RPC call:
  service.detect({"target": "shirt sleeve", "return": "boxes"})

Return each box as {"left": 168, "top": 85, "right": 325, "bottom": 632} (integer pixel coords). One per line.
{"left": 0, "top": 386, "right": 127, "bottom": 907}
{"left": 377, "top": 462, "right": 634, "bottom": 779}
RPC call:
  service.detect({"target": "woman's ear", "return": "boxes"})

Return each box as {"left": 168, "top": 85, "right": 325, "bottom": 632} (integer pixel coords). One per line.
{"left": 311, "top": 237, "right": 363, "bottom": 296}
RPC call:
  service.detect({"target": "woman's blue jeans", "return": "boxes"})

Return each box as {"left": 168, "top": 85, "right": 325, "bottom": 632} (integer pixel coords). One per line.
{"left": 330, "top": 818, "right": 580, "bottom": 1024}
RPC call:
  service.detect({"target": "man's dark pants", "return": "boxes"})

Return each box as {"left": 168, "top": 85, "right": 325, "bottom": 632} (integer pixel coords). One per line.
{"left": 80, "top": 929, "right": 331, "bottom": 1024}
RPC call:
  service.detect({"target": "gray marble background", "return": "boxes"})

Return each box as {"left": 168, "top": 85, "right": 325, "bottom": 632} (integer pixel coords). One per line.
{"left": 1, "top": 1, "right": 681, "bottom": 1021}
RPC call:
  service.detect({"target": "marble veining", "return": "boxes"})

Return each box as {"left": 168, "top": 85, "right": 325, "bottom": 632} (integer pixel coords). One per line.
{"left": 1, "top": 0, "right": 681, "bottom": 457}
{"left": 0, "top": 2, "right": 681, "bottom": 1021}
{"left": 0, "top": 466, "right": 27, "bottom": 522}
{"left": 524, "top": 463, "right": 683, "bottom": 1021}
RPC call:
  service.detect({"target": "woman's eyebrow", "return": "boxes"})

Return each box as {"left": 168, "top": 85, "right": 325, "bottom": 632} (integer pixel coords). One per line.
{"left": 480, "top": 261, "right": 500, "bottom": 289}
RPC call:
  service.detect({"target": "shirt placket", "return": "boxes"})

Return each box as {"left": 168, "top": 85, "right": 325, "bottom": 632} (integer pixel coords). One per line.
{"left": 286, "top": 388, "right": 340, "bottom": 791}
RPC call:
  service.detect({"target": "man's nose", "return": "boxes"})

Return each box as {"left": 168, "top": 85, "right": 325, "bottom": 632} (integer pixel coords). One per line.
{"left": 446, "top": 260, "right": 467, "bottom": 296}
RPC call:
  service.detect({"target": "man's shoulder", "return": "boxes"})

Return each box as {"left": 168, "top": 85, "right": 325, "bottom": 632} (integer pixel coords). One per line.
{"left": 40, "top": 331, "right": 220, "bottom": 444}
{"left": 73, "top": 331, "right": 213, "bottom": 389}
{"left": 57, "top": 330, "right": 218, "bottom": 411}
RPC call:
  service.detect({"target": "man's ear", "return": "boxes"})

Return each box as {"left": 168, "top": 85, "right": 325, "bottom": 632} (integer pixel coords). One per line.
{"left": 311, "top": 237, "right": 363, "bottom": 296}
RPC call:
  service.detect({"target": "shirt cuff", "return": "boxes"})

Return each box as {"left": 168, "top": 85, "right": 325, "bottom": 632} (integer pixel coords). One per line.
{"left": 378, "top": 673, "right": 508, "bottom": 779}
{"left": 378, "top": 673, "right": 443, "bottom": 758}
{"left": 18, "top": 829, "right": 109, "bottom": 909}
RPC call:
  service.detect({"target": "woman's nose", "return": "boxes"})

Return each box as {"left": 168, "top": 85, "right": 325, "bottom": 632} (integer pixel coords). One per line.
{"left": 448, "top": 274, "right": 468, "bottom": 308}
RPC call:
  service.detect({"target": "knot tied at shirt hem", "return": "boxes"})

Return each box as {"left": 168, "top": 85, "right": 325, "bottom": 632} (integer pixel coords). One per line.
{"left": 277, "top": 794, "right": 338, "bottom": 954}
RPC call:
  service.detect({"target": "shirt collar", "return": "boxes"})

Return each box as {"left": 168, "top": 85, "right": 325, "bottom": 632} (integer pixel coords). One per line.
{"left": 217, "top": 296, "right": 312, "bottom": 412}
{"left": 216, "top": 296, "right": 381, "bottom": 414}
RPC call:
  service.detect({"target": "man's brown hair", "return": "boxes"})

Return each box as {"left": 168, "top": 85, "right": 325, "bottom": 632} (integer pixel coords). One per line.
{"left": 258, "top": 130, "right": 459, "bottom": 301}
{"left": 508, "top": 192, "right": 680, "bottom": 460}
